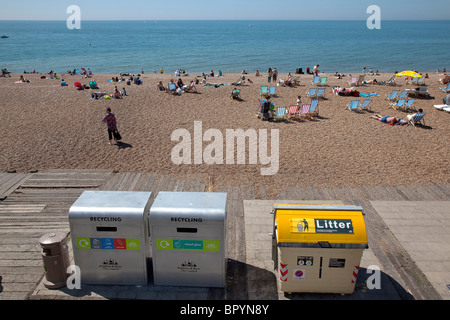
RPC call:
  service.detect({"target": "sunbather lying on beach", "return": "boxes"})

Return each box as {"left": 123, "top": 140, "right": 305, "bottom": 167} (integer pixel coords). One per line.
{"left": 17, "top": 75, "right": 30, "bottom": 83}
{"left": 370, "top": 114, "right": 408, "bottom": 125}
{"left": 91, "top": 92, "right": 108, "bottom": 99}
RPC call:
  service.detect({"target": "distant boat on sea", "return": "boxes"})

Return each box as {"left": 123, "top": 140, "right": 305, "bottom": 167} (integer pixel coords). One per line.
{"left": 1, "top": 35, "right": 9, "bottom": 39}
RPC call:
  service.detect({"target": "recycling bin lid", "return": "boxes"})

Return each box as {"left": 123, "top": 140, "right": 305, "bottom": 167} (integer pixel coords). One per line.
{"left": 68, "top": 190, "right": 153, "bottom": 220}
{"left": 149, "top": 192, "right": 227, "bottom": 224}
{"left": 39, "top": 232, "right": 69, "bottom": 247}
{"left": 273, "top": 204, "right": 368, "bottom": 248}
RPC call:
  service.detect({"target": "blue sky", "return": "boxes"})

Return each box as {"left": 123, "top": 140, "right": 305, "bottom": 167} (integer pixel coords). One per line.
{"left": 1, "top": 0, "right": 449, "bottom": 20}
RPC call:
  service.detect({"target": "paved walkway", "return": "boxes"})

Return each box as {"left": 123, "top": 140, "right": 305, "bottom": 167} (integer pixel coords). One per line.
{"left": 0, "top": 170, "right": 448, "bottom": 300}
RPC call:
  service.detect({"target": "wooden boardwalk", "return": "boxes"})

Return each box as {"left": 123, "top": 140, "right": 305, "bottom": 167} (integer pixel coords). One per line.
{"left": 0, "top": 169, "right": 448, "bottom": 300}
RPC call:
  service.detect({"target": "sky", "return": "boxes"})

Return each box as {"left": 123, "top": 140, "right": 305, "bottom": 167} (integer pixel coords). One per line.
{"left": 0, "top": 0, "right": 449, "bottom": 21}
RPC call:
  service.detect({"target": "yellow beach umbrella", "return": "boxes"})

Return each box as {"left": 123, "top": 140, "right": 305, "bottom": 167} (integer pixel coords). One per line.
{"left": 396, "top": 70, "right": 422, "bottom": 78}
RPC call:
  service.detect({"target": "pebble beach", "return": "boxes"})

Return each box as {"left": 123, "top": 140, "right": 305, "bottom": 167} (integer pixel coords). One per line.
{"left": 0, "top": 71, "right": 449, "bottom": 190}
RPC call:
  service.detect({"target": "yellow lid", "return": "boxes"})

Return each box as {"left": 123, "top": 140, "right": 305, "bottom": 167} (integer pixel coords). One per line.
{"left": 274, "top": 204, "right": 368, "bottom": 247}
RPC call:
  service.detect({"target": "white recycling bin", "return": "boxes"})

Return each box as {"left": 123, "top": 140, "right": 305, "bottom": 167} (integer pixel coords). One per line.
{"left": 68, "top": 191, "right": 154, "bottom": 285}
{"left": 149, "top": 192, "right": 227, "bottom": 287}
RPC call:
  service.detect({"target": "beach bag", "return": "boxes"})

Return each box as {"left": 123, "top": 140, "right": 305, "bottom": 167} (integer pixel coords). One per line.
{"left": 113, "top": 129, "right": 122, "bottom": 140}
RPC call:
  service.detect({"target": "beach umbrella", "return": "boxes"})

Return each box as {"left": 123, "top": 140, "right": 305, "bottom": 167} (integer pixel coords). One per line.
{"left": 395, "top": 70, "right": 422, "bottom": 78}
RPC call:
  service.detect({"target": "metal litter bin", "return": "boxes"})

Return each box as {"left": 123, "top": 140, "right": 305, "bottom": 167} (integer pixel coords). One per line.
{"left": 39, "top": 232, "right": 70, "bottom": 289}
{"left": 271, "top": 204, "right": 368, "bottom": 294}
{"left": 68, "top": 191, "right": 154, "bottom": 285}
{"left": 149, "top": 192, "right": 227, "bottom": 287}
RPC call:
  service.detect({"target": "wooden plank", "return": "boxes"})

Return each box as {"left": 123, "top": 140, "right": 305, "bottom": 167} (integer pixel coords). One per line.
{"left": 0, "top": 204, "right": 47, "bottom": 213}
{"left": 0, "top": 173, "right": 33, "bottom": 197}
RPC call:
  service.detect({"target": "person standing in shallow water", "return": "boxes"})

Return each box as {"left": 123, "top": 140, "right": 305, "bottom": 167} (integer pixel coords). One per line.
{"left": 102, "top": 107, "right": 119, "bottom": 145}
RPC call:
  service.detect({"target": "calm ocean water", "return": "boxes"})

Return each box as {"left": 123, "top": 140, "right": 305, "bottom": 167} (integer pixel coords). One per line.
{"left": 0, "top": 20, "right": 449, "bottom": 74}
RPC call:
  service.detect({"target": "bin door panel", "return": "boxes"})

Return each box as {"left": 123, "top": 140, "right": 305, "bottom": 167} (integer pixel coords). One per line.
{"left": 153, "top": 250, "right": 225, "bottom": 287}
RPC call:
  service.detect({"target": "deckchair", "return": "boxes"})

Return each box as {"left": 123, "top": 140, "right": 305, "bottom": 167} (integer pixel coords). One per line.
{"left": 260, "top": 85, "right": 269, "bottom": 96}
{"left": 409, "top": 78, "right": 418, "bottom": 85}
{"left": 274, "top": 106, "right": 287, "bottom": 121}
{"left": 408, "top": 86, "right": 429, "bottom": 98}
{"left": 348, "top": 76, "right": 358, "bottom": 86}
{"left": 318, "top": 77, "right": 327, "bottom": 86}
{"left": 381, "top": 75, "right": 397, "bottom": 86}
{"left": 231, "top": 89, "right": 240, "bottom": 100}
{"left": 316, "top": 88, "right": 325, "bottom": 99}
{"left": 440, "top": 83, "right": 450, "bottom": 93}
{"left": 258, "top": 98, "right": 264, "bottom": 109}
{"left": 298, "top": 104, "right": 311, "bottom": 120}
{"left": 308, "top": 99, "right": 319, "bottom": 117}
{"left": 312, "top": 76, "right": 319, "bottom": 85}
{"left": 268, "top": 86, "right": 276, "bottom": 97}
{"left": 184, "top": 82, "right": 197, "bottom": 93}
{"left": 348, "top": 100, "right": 360, "bottom": 111}
{"left": 386, "top": 90, "right": 398, "bottom": 101}
{"left": 404, "top": 99, "right": 415, "bottom": 110}
{"left": 416, "top": 86, "right": 430, "bottom": 98}
{"left": 359, "top": 99, "right": 372, "bottom": 111}
{"left": 167, "top": 83, "right": 177, "bottom": 94}
{"left": 287, "top": 105, "right": 299, "bottom": 119}
{"left": 356, "top": 75, "right": 365, "bottom": 86}
{"left": 390, "top": 98, "right": 406, "bottom": 110}
{"left": 417, "top": 77, "right": 425, "bottom": 86}
{"left": 306, "top": 88, "right": 317, "bottom": 98}
{"left": 407, "top": 113, "right": 425, "bottom": 127}
{"left": 397, "top": 90, "right": 408, "bottom": 100}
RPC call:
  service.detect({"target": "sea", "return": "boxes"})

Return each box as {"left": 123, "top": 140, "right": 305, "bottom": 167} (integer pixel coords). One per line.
{"left": 0, "top": 20, "right": 449, "bottom": 74}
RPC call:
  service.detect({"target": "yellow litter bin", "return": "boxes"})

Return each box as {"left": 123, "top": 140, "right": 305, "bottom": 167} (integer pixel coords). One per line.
{"left": 271, "top": 204, "right": 368, "bottom": 294}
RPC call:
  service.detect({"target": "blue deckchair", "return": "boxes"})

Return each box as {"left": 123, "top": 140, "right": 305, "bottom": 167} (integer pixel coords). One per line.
{"left": 359, "top": 99, "right": 372, "bottom": 111}
{"left": 404, "top": 99, "right": 415, "bottom": 110}
{"left": 167, "top": 83, "right": 177, "bottom": 94}
{"left": 397, "top": 91, "right": 408, "bottom": 100}
{"left": 274, "top": 106, "right": 287, "bottom": 121}
{"left": 312, "top": 76, "right": 319, "bottom": 85}
{"left": 440, "top": 83, "right": 450, "bottom": 93}
{"left": 408, "top": 112, "right": 425, "bottom": 127}
{"left": 316, "top": 88, "right": 325, "bottom": 99}
{"left": 417, "top": 77, "right": 425, "bottom": 85}
{"left": 269, "top": 86, "right": 276, "bottom": 97}
{"left": 386, "top": 90, "right": 398, "bottom": 101}
{"left": 308, "top": 99, "right": 319, "bottom": 117}
{"left": 391, "top": 98, "right": 406, "bottom": 110}
{"left": 348, "top": 100, "right": 360, "bottom": 111}
{"left": 306, "top": 88, "right": 317, "bottom": 98}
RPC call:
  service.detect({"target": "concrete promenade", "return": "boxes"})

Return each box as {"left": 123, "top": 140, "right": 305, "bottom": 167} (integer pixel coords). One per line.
{"left": 0, "top": 169, "right": 448, "bottom": 300}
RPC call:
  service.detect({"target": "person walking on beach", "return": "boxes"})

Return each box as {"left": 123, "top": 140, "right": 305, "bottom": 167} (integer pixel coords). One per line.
{"left": 102, "top": 107, "right": 121, "bottom": 145}
{"left": 313, "top": 65, "right": 320, "bottom": 76}
{"left": 272, "top": 68, "right": 278, "bottom": 83}
{"left": 268, "top": 68, "right": 273, "bottom": 83}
